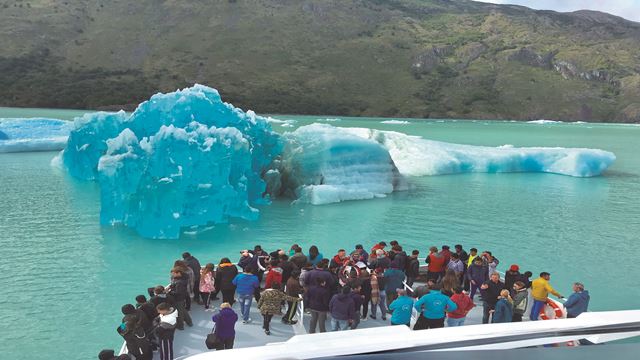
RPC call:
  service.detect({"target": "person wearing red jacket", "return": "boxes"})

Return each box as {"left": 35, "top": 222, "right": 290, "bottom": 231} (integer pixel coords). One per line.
{"left": 425, "top": 246, "right": 446, "bottom": 282}
{"left": 447, "top": 287, "right": 475, "bottom": 326}
{"left": 265, "top": 259, "right": 283, "bottom": 290}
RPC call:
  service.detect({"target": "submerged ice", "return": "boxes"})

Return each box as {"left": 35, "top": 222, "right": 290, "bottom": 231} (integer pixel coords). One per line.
{"left": 0, "top": 118, "right": 71, "bottom": 153}
{"left": 56, "top": 84, "right": 616, "bottom": 239}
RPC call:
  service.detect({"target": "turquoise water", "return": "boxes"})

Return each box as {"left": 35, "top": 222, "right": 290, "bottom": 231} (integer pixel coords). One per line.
{"left": 1, "top": 108, "right": 639, "bottom": 359}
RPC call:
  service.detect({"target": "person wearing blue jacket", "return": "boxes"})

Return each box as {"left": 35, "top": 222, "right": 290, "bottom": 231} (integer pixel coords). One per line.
{"left": 492, "top": 290, "right": 513, "bottom": 323}
{"left": 232, "top": 268, "right": 259, "bottom": 323}
{"left": 389, "top": 289, "right": 414, "bottom": 326}
{"left": 384, "top": 263, "right": 406, "bottom": 307}
{"left": 413, "top": 285, "right": 457, "bottom": 329}
{"left": 564, "top": 282, "right": 590, "bottom": 318}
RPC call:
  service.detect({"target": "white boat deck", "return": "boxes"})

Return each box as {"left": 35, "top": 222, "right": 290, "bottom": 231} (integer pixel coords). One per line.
{"left": 158, "top": 285, "right": 521, "bottom": 360}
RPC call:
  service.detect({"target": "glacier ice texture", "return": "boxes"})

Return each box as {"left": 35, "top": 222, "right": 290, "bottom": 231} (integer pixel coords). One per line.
{"left": 59, "top": 85, "right": 284, "bottom": 239}
{"left": 0, "top": 118, "right": 71, "bottom": 153}
{"left": 56, "top": 84, "right": 616, "bottom": 239}
{"left": 342, "top": 127, "right": 616, "bottom": 178}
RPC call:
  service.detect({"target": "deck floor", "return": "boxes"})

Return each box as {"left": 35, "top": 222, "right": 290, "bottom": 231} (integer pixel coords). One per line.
{"left": 163, "top": 292, "right": 500, "bottom": 360}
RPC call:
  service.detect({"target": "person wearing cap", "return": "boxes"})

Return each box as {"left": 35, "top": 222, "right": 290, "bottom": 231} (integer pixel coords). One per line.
{"left": 564, "top": 282, "right": 590, "bottom": 318}
{"left": 530, "top": 272, "right": 563, "bottom": 321}
{"left": 389, "top": 288, "right": 414, "bottom": 326}
{"left": 504, "top": 264, "right": 521, "bottom": 294}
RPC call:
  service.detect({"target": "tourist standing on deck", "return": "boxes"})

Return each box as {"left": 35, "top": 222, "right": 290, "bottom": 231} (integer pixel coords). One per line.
{"left": 370, "top": 269, "right": 388, "bottom": 320}
{"left": 173, "top": 261, "right": 194, "bottom": 311}
{"left": 512, "top": 281, "right": 528, "bottom": 322}
{"left": 265, "top": 259, "right": 283, "bottom": 289}
{"left": 481, "top": 251, "right": 499, "bottom": 277}
{"left": 564, "top": 282, "right": 590, "bottom": 318}
{"left": 155, "top": 302, "right": 177, "bottom": 360}
{"left": 308, "top": 245, "right": 324, "bottom": 267}
{"left": 464, "top": 248, "right": 478, "bottom": 291}
{"left": 390, "top": 244, "right": 407, "bottom": 270}
{"left": 232, "top": 267, "right": 260, "bottom": 323}
{"left": 389, "top": 289, "right": 414, "bottom": 327}
{"left": 291, "top": 246, "right": 308, "bottom": 270}
{"left": 279, "top": 254, "right": 295, "bottom": 285}
{"left": 413, "top": 284, "right": 457, "bottom": 329}
{"left": 284, "top": 270, "right": 303, "bottom": 324}
{"left": 441, "top": 269, "right": 459, "bottom": 297}
{"left": 212, "top": 302, "right": 238, "bottom": 350}
{"left": 530, "top": 272, "right": 563, "bottom": 321}
{"left": 330, "top": 249, "right": 348, "bottom": 269}
{"left": 355, "top": 244, "right": 369, "bottom": 263}
{"left": 349, "top": 283, "right": 364, "bottom": 329}
{"left": 447, "top": 253, "right": 464, "bottom": 283}
{"left": 440, "top": 245, "right": 452, "bottom": 265}
{"left": 504, "top": 264, "right": 521, "bottom": 294}
{"left": 359, "top": 267, "right": 373, "bottom": 320}
{"left": 329, "top": 286, "right": 356, "bottom": 331}
{"left": 370, "top": 241, "right": 387, "bottom": 261}
{"left": 405, "top": 250, "right": 420, "bottom": 288}
{"left": 384, "top": 263, "right": 405, "bottom": 306}
{"left": 466, "top": 257, "right": 488, "bottom": 301}
{"left": 492, "top": 289, "right": 513, "bottom": 323}
{"left": 455, "top": 245, "right": 469, "bottom": 267}
{"left": 168, "top": 267, "right": 193, "bottom": 329}
{"left": 182, "top": 252, "right": 202, "bottom": 304}
{"left": 306, "top": 278, "right": 332, "bottom": 333}
{"left": 258, "top": 282, "right": 300, "bottom": 335}
{"left": 480, "top": 272, "right": 504, "bottom": 324}
{"left": 215, "top": 258, "right": 238, "bottom": 306}
{"left": 425, "top": 247, "right": 446, "bottom": 282}
{"left": 199, "top": 263, "right": 216, "bottom": 309}
{"left": 447, "top": 286, "right": 475, "bottom": 327}
{"left": 370, "top": 249, "right": 391, "bottom": 271}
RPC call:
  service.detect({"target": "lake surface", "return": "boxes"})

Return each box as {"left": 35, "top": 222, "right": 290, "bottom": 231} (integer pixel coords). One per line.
{"left": 1, "top": 107, "right": 639, "bottom": 359}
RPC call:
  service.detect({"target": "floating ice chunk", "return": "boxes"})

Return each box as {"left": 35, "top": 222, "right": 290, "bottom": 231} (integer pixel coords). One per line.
{"left": 59, "top": 85, "right": 284, "bottom": 239}
{"left": 278, "top": 124, "right": 406, "bottom": 205}
{"left": 0, "top": 118, "right": 72, "bottom": 153}
{"left": 380, "top": 120, "right": 410, "bottom": 125}
{"left": 345, "top": 128, "right": 615, "bottom": 178}
{"left": 528, "top": 119, "right": 563, "bottom": 124}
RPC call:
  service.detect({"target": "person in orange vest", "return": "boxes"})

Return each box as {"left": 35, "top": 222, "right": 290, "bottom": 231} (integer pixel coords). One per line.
{"left": 530, "top": 272, "right": 563, "bottom": 321}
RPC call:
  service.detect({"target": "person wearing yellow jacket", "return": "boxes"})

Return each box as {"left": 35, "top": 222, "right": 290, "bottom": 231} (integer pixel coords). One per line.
{"left": 530, "top": 272, "right": 564, "bottom": 320}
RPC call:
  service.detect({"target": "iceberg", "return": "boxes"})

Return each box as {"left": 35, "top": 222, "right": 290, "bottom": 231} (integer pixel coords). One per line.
{"left": 58, "top": 85, "right": 284, "bottom": 239}
{"left": 0, "top": 118, "right": 72, "bottom": 153}
{"left": 380, "top": 120, "right": 411, "bottom": 125}
{"left": 276, "top": 124, "right": 406, "bottom": 205}
{"left": 342, "top": 128, "right": 616, "bottom": 178}
{"left": 55, "top": 84, "right": 616, "bottom": 239}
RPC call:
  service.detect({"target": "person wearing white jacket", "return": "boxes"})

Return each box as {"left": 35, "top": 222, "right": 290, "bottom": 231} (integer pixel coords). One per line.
{"left": 156, "top": 303, "right": 178, "bottom": 360}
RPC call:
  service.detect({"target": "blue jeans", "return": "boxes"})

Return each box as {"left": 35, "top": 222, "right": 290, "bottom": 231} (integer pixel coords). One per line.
{"left": 530, "top": 299, "right": 546, "bottom": 321}
{"left": 238, "top": 293, "right": 253, "bottom": 321}
{"left": 370, "top": 292, "right": 388, "bottom": 318}
{"left": 447, "top": 317, "right": 466, "bottom": 327}
{"left": 331, "top": 318, "right": 350, "bottom": 331}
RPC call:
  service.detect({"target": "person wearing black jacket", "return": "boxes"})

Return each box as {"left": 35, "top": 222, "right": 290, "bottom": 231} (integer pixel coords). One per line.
{"left": 215, "top": 258, "right": 239, "bottom": 305}
{"left": 182, "top": 252, "right": 202, "bottom": 304}
{"left": 135, "top": 295, "right": 158, "bottom": 323}
{"left": 305, "top": 278, "right": 332, "bottom": 333}
{"left": 279, "top": 254, "right": 296, "bottom": 285}
{"left": 117, "top": 317, "right": 153, "bottom": 360}
{"left": 121, "top": 304, "right": 153, "bottom": 340}
{"left": 168, "top": 268, "right": 193, "bottom": 329}
{"left": 150, "top": 286, "right": 176, "bottom": 308}
{"left": 480, "top": 272, "right": 505, "bottom": 324}
{"left": 405, "top": 250, "right": 420, "bottom": 287}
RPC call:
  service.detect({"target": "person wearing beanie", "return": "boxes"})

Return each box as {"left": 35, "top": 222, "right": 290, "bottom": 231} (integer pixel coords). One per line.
{"left": 504, "top": 264, "right": 521, "bottom": 295}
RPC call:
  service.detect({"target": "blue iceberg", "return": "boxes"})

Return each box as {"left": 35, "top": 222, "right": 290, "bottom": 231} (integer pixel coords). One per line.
{"left": 0, "top": 118, "right": 71, "bottom": 153}
{"left": 58, "top": 85, "right": 284, "bottom": 239}
{"left": 56, "top": 85, "right": 616, "bottom": 239}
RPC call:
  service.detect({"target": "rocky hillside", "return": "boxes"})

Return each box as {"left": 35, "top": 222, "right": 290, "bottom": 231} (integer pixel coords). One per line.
{"left": 1, "top": 0, "right": 639, "bottom": 122}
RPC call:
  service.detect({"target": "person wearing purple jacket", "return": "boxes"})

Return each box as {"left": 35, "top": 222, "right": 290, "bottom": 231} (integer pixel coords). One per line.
{"left": 305, "top": 278, "right": 332, "bottom": 333}
{"left": 211, "top": 302, "right": 238, "bottom": 350}
{"left": 304, "top": 260, "right": 335, "bottom": 289}
{"left": 329, "top": 286, "right": 356, "bottom": 331}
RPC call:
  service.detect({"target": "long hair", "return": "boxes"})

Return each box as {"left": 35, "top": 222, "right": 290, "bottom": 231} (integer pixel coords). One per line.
{"left": 442, "top": 269, "right": 458, "bottom": 292}
{"left": 201, "top": 263, "right": 214, "bottom": 277}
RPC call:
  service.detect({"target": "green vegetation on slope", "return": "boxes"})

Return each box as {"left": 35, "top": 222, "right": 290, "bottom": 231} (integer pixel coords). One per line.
{"left": 1, "top": 0, "right": 639, "bottom": 122}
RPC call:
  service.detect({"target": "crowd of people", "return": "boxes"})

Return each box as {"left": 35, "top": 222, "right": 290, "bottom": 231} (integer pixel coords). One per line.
{"left": 100, "top": 243, "right": 591, "bottom": 360}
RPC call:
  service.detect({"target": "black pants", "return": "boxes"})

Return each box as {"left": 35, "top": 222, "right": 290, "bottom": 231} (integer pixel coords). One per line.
{"left": 263, "top": 313, "right": 274, "bottom": 331}
{"left": 284, "top": 301, "right": 296, "bottom": 322}
{"left": 482, "top": 302, "right": 493, "bottom": 324}
{"left": 425, "top": 317, "right": 445, "bottom": 329}
{"left": 221, "top": 288, "right": 235, "bottom": 305}
{"left": 159, "top": 337, "right": 173, "bottom": 360}
{"left": 185, "top": 295, "right": 191, "bottom": 311}
{"left": 193, "top": 278, "right": 200, "bottom": 302}
{"left": 361, "top": 294, "right": 371, "bottom": 318}
{"left": 512, "top": 313, "right": 523, "bottom": 322}
{"left": 427, "top": 271, "right": 443, "bottom": 282}
{"left": 200, "top": 292, "right": 212, "bottom": 308}
{"left": 255, "top": 271, "right": 264, "bottom": 301}
{"left": 215, "top": 337, "right": 235, "bottom": 350}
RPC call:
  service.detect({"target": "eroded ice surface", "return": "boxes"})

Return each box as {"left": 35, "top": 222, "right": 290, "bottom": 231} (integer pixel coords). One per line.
{"left": 277, "top": 124, "right": 406, "bottom": 205}
{"left": 343, "top": 128, "right": 616, "bottom": 178}
{"left": 58, "top": 85, "right": 283, "bottom": 239}
{"left": 0, "top": 118, "right": 71, "bottom": 153}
